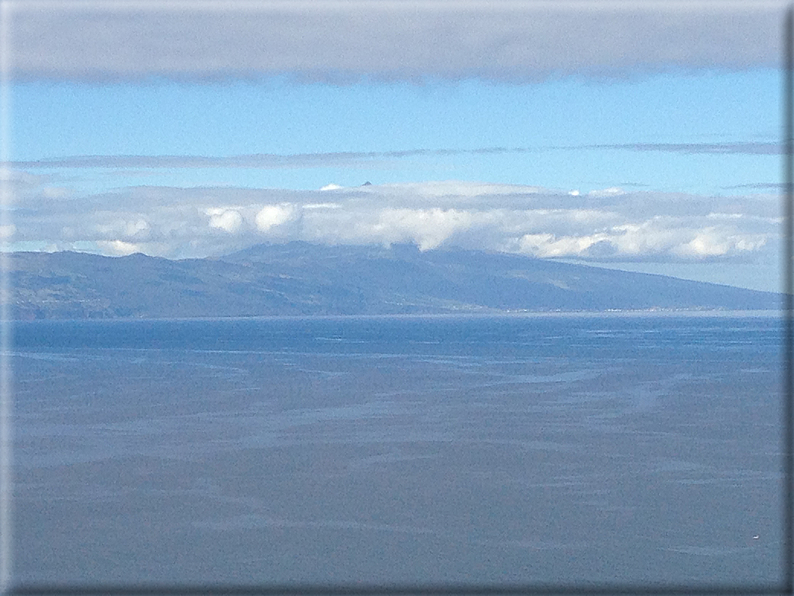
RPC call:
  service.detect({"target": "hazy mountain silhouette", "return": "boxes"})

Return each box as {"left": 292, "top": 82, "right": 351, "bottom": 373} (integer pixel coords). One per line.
{"left": 9, "top": 242, "right": 779, "bottom": 319}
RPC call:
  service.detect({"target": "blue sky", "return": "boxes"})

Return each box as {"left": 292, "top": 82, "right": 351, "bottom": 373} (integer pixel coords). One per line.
{"left": 11, "top": 71, "right": 780, "bottom": 194}
{"left": 3, "top": 1, "right": 787, "bottom": 292}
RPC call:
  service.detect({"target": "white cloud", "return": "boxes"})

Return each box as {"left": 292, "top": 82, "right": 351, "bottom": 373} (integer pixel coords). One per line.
{"left": 207, "top": 208, "right": 243, "bottom": 233}
{"left": 519, "top": 233, "right": 608, "bottom": 258}
{"left": 255, "top": 204, "right": 297, "bottom": 232}
{"left": 374, "top": 208, "right": 473, "bottom": 251}
{"left": 515, "top": 220, "right": 770, "bottom": 261}
{"left": 95, "top": 217, "right": 151, "bottom": 240}
{"left": 706, "top": 212, "right": 743, "bottom": 220}
{"left": 303, "top": 203, "right": 341, "bottom": 210}
{"left": 608, "top": 221, "right": 680, "bottom": 256}
{"left": 587, "top": 187, "right": 625, "bottom": 198}
{"left": 9, "top": 178, "right": 780, "bottom": 263}
{"left": 96, "top": 239, "right": 140, "bottom": 256}
{"left": 672, "top": 228, "right": 767, "bottom": 259}
{"left": 375, "top": 180, "right": 540, "bottom": 199}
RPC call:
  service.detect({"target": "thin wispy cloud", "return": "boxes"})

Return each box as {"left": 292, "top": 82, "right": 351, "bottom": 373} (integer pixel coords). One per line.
{"left": 11, "top": 148, "right": 538, "bottom": 170}
{"left": 721, "top": 182, "right": 784, "bottom": 190}
{"left": 13, "top": 141, "right": 782, "bottom": 171}
{"left": 590, "top": 142, "right": 783, "bottom": 155}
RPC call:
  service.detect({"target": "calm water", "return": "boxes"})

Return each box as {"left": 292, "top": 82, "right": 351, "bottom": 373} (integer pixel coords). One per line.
{"left": 11, "top": 313, "right": 786, "bottom": 585}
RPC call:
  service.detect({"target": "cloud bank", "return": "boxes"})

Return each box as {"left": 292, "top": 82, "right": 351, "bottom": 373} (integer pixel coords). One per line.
{"left": 7, "top": 1, "right": 786, "bottom": 83}
{"left": 8, "top": 177, "right": 779, "bottom": 264}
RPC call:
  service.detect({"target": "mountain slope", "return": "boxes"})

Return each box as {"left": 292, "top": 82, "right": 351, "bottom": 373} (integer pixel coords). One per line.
{"left": 9, "top": 242, "right": 779, "bottom": 319}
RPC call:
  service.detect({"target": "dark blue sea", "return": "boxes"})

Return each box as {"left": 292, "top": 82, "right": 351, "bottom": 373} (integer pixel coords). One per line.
{"left": 11, "top": 313, "right": 785, "bottom": 586}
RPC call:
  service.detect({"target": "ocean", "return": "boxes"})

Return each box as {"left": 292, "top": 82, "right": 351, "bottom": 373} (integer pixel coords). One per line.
{"left": 11, "top": 313, "right": 785, "bottom": 586}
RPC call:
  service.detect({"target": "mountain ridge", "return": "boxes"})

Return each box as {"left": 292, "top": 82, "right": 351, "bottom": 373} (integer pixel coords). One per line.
{"left": 8, "top": 242, "right": 780, "bottom": 319}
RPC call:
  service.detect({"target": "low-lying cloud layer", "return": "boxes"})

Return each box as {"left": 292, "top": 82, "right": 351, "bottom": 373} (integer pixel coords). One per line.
{"left": 8, "top": 176, "right": 779, "bottom": 264}
{"left": 8, "top": 2, "right": 785, "bottom": 82}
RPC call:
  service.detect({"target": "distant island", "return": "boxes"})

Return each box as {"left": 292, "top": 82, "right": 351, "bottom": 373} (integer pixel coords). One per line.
{"left": 8, "top": 242, "right": 780, "bottom": 319}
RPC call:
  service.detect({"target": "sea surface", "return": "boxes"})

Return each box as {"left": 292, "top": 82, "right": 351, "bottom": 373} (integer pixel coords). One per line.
{"left": 11, "top": 313, "right": 786, "bottom": 586}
